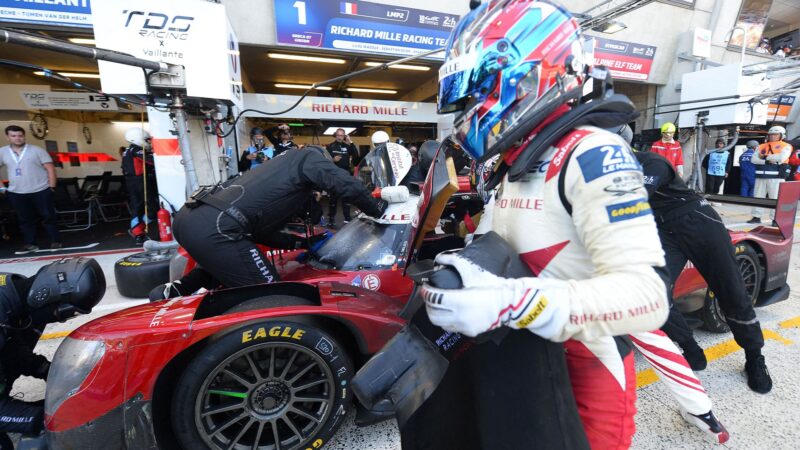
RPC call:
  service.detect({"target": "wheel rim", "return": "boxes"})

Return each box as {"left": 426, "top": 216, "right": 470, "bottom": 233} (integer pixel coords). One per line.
{"left": 128, "top": 250, "right": 173, "bottom": 262}
{"left": 737, "top": 254, "right": 759, "bottom": 305}
{"left": 194, "top": 342, "right": 335, "bottom": 450}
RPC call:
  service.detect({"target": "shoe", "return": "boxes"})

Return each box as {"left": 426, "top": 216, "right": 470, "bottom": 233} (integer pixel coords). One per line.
{"left": 745, "top": 355, "right": 772, "bottom": 393}
{"left": 747, "top": 217, "right": 761, "bottom": 224}
{"left": 682, "top": 345, "right": 707, "bottom": 371}
{"left": 680, "top": 409, "right": 730, "bottom": 444}
{"left": 16, "top": 244, "right": 39, "bottom": 254}
{"left": 771, "top": 220, "right": 779, "bottom": 227}
{"left": 50, "top": 242, "right": 63, "bottom": 250}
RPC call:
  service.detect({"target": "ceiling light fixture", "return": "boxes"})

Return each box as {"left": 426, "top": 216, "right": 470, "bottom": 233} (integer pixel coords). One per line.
{"left": 68, "top": 37, "right": 96, "bottom": 45}
{"left": 364, "top": 62, "right": 430, "bottom": 71}
{"left": 323, "top": 127, "right": 357, "bottom": 135}
{"left": 33, "top": 71, "right": 101, "bottom": 79}
{"left": 275, "top": 83, "right": 333, "bottom": 91}
{"left": 347, "top": 87, "right": 397, "bottom": 94}
{"left": 268, "top": 53, "right": 346, "bottom": 64}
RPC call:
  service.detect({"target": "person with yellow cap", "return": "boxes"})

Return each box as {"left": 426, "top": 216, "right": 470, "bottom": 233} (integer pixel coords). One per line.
{"left": 651, "top": 122, "right": 684, "bottom": 177}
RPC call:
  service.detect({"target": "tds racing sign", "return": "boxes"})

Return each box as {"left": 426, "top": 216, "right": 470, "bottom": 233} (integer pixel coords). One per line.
{"left": 92, "top": 0, "right": 242, "bottom": 107}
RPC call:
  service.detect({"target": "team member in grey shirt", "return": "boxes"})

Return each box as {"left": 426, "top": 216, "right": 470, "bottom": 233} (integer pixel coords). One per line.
{"left": 0, "top": 125, "right": 61, "bottom": 253}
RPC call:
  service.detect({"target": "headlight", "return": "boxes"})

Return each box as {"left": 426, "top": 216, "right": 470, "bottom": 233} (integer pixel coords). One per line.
{"left": 44, "top": 338, "right": 105, "bottom": 417}
{"left": 169, "top": 251, "right": 188, "bottom": 281}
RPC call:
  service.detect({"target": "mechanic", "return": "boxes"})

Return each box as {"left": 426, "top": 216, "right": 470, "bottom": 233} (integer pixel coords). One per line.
{"left": 0, "top": 257, "right": 105, "bottom": 448}
{"left": 650, "top": 122, "right": 685, "bottom": 177}
{"left": 740, "top": 140, "right": 758, "bottom": 197}
{"left": 325, "top": 128, "right": 359, "bottom": 227}
{"left": 370, "top": 130, "right": 389, "bottom": 149}
{"left": 749, "top": 126, "right": 793, "bottom": 225}
{"left": 702, "top": 138, "right": 734, "bottom": 194}
{"left": 634, "top": 148, "right": 772, "bottom": 394}
{"left": 416, "top": 2, "right": 670, "bottom": 448}
{"left": 168, "top": 145, "right": 382, "bottom": 291}
{"left": 266, "top": 124, "right": 296, "bottom": 156}
{"left": 122, "top": 128, "right": 159, "bottom": 245}
{"left": 238, "top": 127, "right": 274, "bottom": 172}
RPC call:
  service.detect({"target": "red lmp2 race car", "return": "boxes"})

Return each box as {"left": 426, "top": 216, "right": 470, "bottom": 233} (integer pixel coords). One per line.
{"left": 44, "top": 142, "right": 800, "bottom": 450}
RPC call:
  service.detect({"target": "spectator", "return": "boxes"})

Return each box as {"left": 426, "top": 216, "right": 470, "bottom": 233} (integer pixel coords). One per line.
{"left": 749, "top": 125, "right": 793, "bottom": 225}
{"left": 702, "top": 138, "right": 734, "bottom": 194}
{"left": 0, "top": 125, "right": 61, "bottom": 253}
{"left": 266, "top": 124, "right": 296, "bottom": 156}
{"left": 238, "top": 127, "right": 273, "bottom": 172}
{"left": 325, "top": 128, "right": 359, "bottom": 227}
{"left": 740, "top": 140, "right": 758, "bottom": 196}
{"left": 650, "top": 122, "right": 685, "bottom": 177}
{"left": 756, "top": 39, "right": 771, "bottom": 54}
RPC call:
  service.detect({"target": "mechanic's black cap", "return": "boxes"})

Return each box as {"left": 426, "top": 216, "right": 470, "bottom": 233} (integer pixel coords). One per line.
{"left": 250, "top": 127, "right": 265, "bottom": 136}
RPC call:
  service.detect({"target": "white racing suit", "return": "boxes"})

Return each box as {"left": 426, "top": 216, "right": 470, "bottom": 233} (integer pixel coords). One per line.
{"left": 751, "top": 141, "right": 793, "bottom": 220}
{"left": 477, "top": 126, "right": 708, "bottom": 448}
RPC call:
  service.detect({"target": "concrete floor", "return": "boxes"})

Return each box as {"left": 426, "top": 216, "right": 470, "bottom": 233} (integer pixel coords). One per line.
{"left": 3, "top": 203, "right": 800, "bottom": 449}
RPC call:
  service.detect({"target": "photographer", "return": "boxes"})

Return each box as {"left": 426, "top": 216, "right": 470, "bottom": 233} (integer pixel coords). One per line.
{"left": 238, "top": 127, "right": 274, "bottom": 172}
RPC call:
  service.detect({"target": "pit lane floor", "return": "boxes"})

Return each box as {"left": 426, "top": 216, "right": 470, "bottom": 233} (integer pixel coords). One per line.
{"left": 5, "top": 204, "right": 800, "bottom": 449}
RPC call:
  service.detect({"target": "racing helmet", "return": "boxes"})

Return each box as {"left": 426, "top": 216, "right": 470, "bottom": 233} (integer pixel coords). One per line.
{"left": 124, "top": 127, "right": 150, "bottom": 148}
{"left": 371, "top": 130, "right": 390, "bottom": 146}
{"left": 746, "top": 140, "right": 760, "bottom": 149}
{"left": 438, "top": 0, "right": 588, "bottom": 162}
{"left": 660, "top": 122, "right": 677, "bottom": 134}
{"left": 417, "top": 140, "right": 440, "bottom": 179}
{"left": 27, "top": 258, "right": 106, "bottom": 323}
{"left": 768, "top": 125, "right": 786, "bottom": 140}
{"left": 606, "top": 124, "right": 633, "bottom": 145}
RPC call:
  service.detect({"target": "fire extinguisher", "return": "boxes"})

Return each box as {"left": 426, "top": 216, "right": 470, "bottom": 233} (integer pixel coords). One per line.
{"left": 157, "top": 203, "right": 173, "bottom": 241}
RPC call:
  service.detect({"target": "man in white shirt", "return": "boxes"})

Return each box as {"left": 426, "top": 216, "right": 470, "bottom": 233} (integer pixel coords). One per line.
{"left": 0, "top": 125, "right": 61, "bottom": 253}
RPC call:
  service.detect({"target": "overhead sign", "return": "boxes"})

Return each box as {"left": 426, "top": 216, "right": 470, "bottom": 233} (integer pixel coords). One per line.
{"left": 0, "top": 0, "right": 92, "bottom": 28}
{"left": 768, "top": 95, "right": 795, "bottom": 122}
{"left": 243, "top": 94, "right": 436, "bottom": 122}
{"left": 593, "top": 37, "right": 657, "bottom": 82}
{"left": 91, "top": 0, "right": 242, "bottom": 107}
{"left": 19, "top": 91, "right": 117, "bottom": 111}
{"left": 274, "top": 0, "right": 457, "bottom": 58}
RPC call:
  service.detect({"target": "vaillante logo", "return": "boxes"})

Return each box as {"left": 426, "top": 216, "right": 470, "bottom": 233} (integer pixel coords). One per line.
{"left": 122, "top": 10, "right": 195, "bottom": 43}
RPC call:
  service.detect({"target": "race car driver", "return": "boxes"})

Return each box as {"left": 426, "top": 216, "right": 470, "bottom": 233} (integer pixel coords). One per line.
{"left": 749, "top": 126, "right": 793, "bottom": 224}
{"left": 633, "top": 148, "right": 772, "bottom": 394}
{"left": 418, "top": 2, "right": 669, "bottom": 448}
{"left": 0, "top": 258, "right": 105, "bottom": 448}
{"left": 651, "top": 122, "right": 685, "bottom": 177}
{"left": 170, "top": 146, "right": 382, "bottom": 289}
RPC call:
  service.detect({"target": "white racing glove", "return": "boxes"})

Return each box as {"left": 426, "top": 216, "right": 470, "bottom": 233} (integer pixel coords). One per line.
{"left": 421, "top": 251, "right": 569, "bottom": 339}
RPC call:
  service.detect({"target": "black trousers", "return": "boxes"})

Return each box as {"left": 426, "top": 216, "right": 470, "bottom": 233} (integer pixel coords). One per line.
{"left": 7, "top": 189, "right": 60, "bottom": 245}
{"left": 705, "top": 175, "right": 725, "bottom": 194}
{"left": 658, "top": 203, "right": 764, "bottom": 353}
{"left": 126, "top": 176, "right": 158, "bottom": 230}
{"left": 327, "top": 194, "right": 351, "bottom": 222}
{"left": 173, "top": 205, "right": 280, "bottom": 288}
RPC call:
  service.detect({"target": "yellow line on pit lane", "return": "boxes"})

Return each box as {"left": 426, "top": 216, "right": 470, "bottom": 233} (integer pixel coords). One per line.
{"left": 636, "top": 328, "right": 795, "bottom": 389}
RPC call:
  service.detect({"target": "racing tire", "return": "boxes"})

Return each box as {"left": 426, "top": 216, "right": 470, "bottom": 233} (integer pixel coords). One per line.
{"left": 702, "top": 243, "right": 762, "bottom": 333}
{"left": 171, "top": 302, "right": 353, "bottom": 450}
{"left": 114, "top": 249, "right": 175, "bottom": 298}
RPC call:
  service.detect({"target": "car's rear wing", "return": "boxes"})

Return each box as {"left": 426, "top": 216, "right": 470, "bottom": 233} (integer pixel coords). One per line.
{"left": 704, "top": 181, "right": 800, "bottom": 240}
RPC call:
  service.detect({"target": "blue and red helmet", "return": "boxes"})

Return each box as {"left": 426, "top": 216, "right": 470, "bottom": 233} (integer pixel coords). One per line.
{"left": 438, "top": 0, "right": 588, "bottom": 162}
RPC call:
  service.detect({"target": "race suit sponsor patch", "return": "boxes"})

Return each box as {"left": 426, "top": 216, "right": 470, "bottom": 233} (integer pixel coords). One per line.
{"left": 606, "top": 198, "right": 652, "bottom": 222}
{"left": 577, "top": 144, "right": 640, "bottom": 182}
{"left": 643, "top": 175, "right": 659, "bottom": 186}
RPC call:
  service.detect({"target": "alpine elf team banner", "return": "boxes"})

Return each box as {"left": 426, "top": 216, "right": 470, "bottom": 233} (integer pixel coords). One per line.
{"left": 274, "top": 0, "right": 459, "bottom": 59}
{"left": 593, "top": 37, "right": 657, "bottom": 82}
{"left": 0, "top": 0, "right": 92, "bottom": 28}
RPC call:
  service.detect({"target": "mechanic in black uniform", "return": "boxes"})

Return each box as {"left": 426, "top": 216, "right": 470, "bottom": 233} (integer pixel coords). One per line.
{"left": 633, "top": 139, "right": 772, "bottom": 393}
{"left": 170, "top": 146, "right": 382, "bottom": 289}
{"left": 325, "top": 128, "right": 360, "bottom": 227}
{"left": 122, "top": 128, "right": 159, "bottom": 245}
{"left": 0, "top": 258, "right": 105, "bottom": 449}
{"left": 266, "top": 124, "right": 297, "bottom": 157}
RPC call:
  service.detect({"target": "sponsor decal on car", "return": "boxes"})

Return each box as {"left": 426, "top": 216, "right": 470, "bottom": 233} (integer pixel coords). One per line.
{"left": 241, "top": 326, "right": 306, "bottom": 343}
{"left": 577, "top": 144, "right": 641, "bottom": 182}
{"left": 362, "top": 274, "right": 381, "bottom": 290}
{"left": 606, "top": 198, "right": 651, "bottom": 223}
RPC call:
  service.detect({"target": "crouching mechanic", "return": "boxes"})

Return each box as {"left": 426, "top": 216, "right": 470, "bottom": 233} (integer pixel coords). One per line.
{"left": 420, "top": 2, "right": 669, "bottom": 448}
{"left": 0, "top": 258, "right": 105, "bottom": 447}
{"left": 634, "top": 147, "right": 772, "bottom": 394}
{"left": 169, "top": 146, "right": 382, "bottom": 290}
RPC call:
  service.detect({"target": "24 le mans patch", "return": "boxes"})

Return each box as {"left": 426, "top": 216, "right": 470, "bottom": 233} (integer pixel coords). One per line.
{"left": 577, "top": 144, "right": 641, "bottom": 183}
{"left": 606, "top": 198, "right": 652, "bottom": 223}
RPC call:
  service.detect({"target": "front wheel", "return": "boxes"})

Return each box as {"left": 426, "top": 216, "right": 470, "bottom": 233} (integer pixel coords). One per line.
{"left": 172, "top": 319, "right": 353, "bottom": 450}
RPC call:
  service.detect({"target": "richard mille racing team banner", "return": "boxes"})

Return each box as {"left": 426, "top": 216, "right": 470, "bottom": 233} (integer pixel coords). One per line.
{"left": 243, "top": 94, "right": 437, "bottom": 123}
{"left": 274, "top": 0, "right": 459, "bottom": 58}
{"left": 593, "top": 37, "right": 657, "bottom": 82}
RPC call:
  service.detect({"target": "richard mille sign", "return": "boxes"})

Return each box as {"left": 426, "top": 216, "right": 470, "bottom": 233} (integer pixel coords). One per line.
{"left": 244, "top": 94, "right": 436, "bottom": 123}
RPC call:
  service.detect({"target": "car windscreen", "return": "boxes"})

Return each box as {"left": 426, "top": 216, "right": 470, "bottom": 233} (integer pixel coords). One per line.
{"left": 312, "top": 218, "right": 409, "bottom": 270}
{"left": 356, "top": 145, "right": 395, "bottom": 189}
